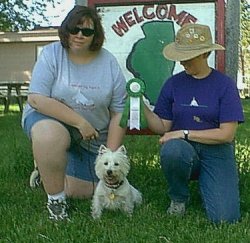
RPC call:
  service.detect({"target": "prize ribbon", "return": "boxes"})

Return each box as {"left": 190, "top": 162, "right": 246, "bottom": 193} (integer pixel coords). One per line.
{"left": 119, "top": 78, "right": 147, "bottom": 130}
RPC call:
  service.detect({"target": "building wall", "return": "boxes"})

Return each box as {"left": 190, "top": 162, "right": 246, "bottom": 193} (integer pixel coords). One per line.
{"left": 0, "top": 42, "right": 47, "bottom": 82}
{"left": 0, "top": 29, "right": 59, "bottom": 83}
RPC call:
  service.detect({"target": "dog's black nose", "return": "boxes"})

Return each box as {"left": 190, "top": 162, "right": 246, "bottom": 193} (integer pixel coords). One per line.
{"left": 107, "top": 170, "right": 113, "bottom": 176}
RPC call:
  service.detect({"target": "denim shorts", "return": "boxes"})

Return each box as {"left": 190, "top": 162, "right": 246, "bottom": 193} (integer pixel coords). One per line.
{"left": 23, "top": 111, "right": 98, "bottom": 182}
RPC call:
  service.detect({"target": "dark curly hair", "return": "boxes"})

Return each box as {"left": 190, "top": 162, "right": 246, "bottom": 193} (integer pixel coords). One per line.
{"left": 58, "top": 5, "right": 105, "bottom": 51}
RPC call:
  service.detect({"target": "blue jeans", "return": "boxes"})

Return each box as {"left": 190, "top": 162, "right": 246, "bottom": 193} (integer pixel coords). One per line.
{"left": 160, "top": 138, "right": 240, "bottom": 223}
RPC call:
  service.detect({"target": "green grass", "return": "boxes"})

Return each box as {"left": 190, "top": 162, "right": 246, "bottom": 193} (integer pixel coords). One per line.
{"left": 0, "top": 101, "right": 250, "bottom": 243}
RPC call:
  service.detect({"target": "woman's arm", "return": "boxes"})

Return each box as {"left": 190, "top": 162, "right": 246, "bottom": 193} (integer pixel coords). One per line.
{"left": 28, "top": 94, "right": 98, "bottom": 140}
{"left": 143, "top": 104, "right": 172, "bottom": 135}
{"left": 159, "top": 122, "right": 238, "bottom": 145}
{"left": 106, "top": 111, "right": 127, "bottom": 151}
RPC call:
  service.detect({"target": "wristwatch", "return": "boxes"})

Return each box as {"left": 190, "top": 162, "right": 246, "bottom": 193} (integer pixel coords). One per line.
{"left": 183, "top": 130, "right": 189, "bottom": 140}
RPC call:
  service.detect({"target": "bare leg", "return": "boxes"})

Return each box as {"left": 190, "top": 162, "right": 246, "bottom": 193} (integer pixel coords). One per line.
{"left": 31, "top": 120, "right": 71, "bottom": 195}
{"left": 65, "top": 175, "right": 97, "bottom": 199}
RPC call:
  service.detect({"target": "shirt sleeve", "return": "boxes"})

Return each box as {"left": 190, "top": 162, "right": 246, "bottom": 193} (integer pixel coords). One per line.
{"left": 29, "top": 44, "right": 56, "bottom": 97}
{"left": 153, "top": 78, "right": 174, "bottom": 120}
{"left": 219, "top": 78, "right": 244, "bottom": 123}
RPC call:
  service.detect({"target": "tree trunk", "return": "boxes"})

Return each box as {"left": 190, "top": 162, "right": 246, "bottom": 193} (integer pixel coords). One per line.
{"left": 225, "top": 0, "right": 240, "bottom": 82}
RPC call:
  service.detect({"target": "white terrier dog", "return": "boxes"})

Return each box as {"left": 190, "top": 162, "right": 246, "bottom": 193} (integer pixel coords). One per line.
{"left": 91, "top": 144, "right": 142, "bottom": 219}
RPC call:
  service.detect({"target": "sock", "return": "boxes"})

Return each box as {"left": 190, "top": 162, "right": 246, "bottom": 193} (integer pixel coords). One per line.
{"left": 47, "top": 191, "right": 66, "bottom": 202}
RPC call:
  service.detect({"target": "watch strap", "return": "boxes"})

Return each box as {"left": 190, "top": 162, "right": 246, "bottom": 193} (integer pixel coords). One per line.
{"left": 183, "top": 130, "right": 189, "bottom": 140}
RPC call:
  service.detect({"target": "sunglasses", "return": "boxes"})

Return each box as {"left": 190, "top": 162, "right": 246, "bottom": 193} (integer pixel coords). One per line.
{"left": 68, "top": 27, "right": 95, "bottom": 37}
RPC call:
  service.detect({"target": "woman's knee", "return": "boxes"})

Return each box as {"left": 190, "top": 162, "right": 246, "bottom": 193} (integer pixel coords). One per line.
{"left": 65, "top": 176, "right": 96, "bottom": 199}
{"left": 31, "top": 120, "right": 71, "bottom": 150}
{"left": 160, "top": 139, "right": 194, "bottom": 165}
{"left": 202, "top": 185, "right": 241, "bottom": 223}
{"left": 161, "top": 139, "right": 184, "bottom": 159}
{"left": 206, "top": 204, "right": 241, "bottom": 224}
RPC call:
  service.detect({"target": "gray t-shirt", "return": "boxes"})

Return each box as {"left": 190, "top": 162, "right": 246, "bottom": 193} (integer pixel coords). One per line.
{"left": 22, "top": 41, "right": 126, "bottom": 153}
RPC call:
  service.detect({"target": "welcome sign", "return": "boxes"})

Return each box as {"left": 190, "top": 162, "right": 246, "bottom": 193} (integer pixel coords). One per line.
{"left": 89, "top": 0, "right": 223, "bottom": 106}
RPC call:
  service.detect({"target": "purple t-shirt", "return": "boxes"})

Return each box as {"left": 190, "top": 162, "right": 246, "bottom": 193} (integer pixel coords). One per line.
{"left": 154, "top": 69, "right": 244, "bottom": 131}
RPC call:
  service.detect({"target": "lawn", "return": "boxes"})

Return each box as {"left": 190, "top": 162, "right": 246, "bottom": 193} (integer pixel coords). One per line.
{"left": 0, "top": 100, "right": 250, "bottom": 243}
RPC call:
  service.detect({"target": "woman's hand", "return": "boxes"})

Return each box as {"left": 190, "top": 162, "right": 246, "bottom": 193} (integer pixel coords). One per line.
{"left": 76, "top": 120, "right": 99, "bottom": 141}
{"left": 159, "top": 130, "right": 183, "bottom": 144}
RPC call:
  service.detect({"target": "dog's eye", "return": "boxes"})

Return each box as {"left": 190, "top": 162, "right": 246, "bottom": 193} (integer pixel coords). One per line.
{"left": 114, "top": 162, "right": 119, "bottom": 166}
{"left": 104, "top": 162, "right": 108, "bottom": 165}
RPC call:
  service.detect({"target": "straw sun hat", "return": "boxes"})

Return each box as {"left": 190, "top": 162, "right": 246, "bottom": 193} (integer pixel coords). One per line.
{"left": 163, "top": 23, "right": 225, "bottom": 61}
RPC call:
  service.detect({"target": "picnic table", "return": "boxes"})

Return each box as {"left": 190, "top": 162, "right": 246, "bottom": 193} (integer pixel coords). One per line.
{"left": 0, "top": 81, "right": 29, "bottom": 113}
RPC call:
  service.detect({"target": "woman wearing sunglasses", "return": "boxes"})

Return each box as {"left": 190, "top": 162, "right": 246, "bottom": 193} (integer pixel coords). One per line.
{"left": 21, "top": 5, "right": 127, "bottom": 220}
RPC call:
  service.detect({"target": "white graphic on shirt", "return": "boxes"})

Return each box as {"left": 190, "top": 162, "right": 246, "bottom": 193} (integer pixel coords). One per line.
{"left": 181, "top": 97, "right": 207, "bottom": 108}
{"left": 72, "top": 89, "right": 94, "bottom": 107}
{"left": 54, "top": 84, "right": 95, "bottom": 109}
{"left": 190, "top": 97, "right": 199, "bottom": 106}
{"left": 71, "top": 89, "right": 95, "bottom": 110}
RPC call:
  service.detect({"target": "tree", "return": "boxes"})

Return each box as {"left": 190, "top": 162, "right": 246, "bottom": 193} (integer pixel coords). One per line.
{"left": 240, "top": 0, "right": 250, "bottom": 90}
{"left": 225, "top": 0, "right": 240, "bottom": 81}
{"left": 0, "top": 0, "right": 59, "bottom": 31}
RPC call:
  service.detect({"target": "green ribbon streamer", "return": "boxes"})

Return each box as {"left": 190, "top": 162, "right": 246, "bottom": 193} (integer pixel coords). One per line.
{"left": 119, "top": 78, "right": 148, "bottom": 129}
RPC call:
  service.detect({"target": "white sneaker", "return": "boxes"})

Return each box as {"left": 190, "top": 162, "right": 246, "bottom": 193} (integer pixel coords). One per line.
{"left": 167, "top": 201, "right": 185, "bottom": 215}
{"left": 47, "top": 199, "right": 69, "bottom": 221}
{"left": 29, "top": 168, "right": 41, "bottom": 188}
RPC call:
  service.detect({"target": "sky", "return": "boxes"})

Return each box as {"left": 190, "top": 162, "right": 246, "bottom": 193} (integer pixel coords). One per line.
{"left": 37, "top": 0, "right": 249, "bottom": 27}
{"left": 35, "top": 0, "right": 75, "bottom": 26}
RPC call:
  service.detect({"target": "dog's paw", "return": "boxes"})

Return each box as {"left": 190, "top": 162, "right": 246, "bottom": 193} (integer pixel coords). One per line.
{"left": 124, "top": 210, "right": 134, "bottom": 217}
{"left": 131, "top": 187, "right": 143, "bottom": 205}
{"left": 135, "top": 193, "right": 143, "bottom": 205}
{"left": 91, "top": 211, "right": 102, "bottom": 220}
{"left": 91, "top": 206, "right": 102, "bottom": 220}
{"left": 123, "top": 203, "right": 134, "bottom": 215}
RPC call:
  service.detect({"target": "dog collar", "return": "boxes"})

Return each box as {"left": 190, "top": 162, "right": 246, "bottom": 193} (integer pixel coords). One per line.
{"left": 105, "top": 180, "right": 124, "bottom": 189}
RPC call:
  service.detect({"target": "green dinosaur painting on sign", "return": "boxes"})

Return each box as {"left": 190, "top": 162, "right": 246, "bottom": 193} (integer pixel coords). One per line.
{"left": 126, "top": 21, "right": 175, "bottom": 105}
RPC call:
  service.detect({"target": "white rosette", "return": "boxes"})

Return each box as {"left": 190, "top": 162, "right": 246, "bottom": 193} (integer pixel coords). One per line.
{"left": 129, "top": 81, "right": 141, "bottom": 129}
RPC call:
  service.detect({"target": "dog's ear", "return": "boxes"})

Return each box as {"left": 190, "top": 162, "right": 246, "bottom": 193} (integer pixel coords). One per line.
{"left": 98, "top": 144, "right": 108, "bottom": 155}
{"left": 117, "top": 145, "right": 127, "bottom": 155}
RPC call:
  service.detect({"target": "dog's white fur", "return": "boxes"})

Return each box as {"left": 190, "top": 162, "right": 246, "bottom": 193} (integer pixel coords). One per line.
{"left": 91, "top": 144, "right": 142, "bottom": 219}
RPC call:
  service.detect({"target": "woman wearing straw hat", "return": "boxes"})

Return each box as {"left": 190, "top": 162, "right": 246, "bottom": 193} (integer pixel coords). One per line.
{"left": 144, "top": 23, "right": 244, "bottom": 223}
